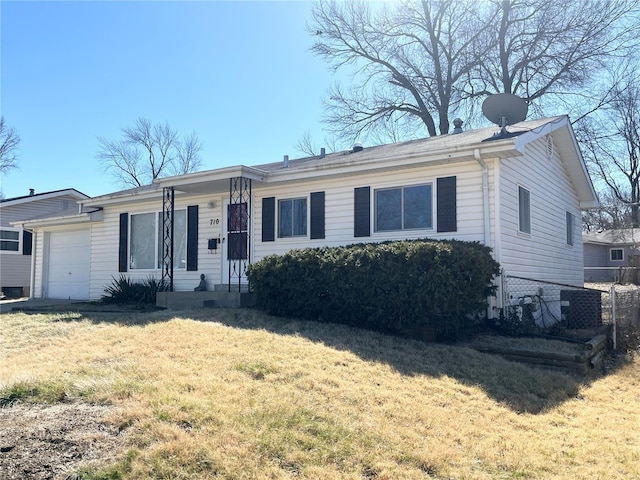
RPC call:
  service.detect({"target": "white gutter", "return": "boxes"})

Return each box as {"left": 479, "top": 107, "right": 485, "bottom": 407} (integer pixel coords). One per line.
{"left": 474, "top": 148, "right": 491, "bottom": 247}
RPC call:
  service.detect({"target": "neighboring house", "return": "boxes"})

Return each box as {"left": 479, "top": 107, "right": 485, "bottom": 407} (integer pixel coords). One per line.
{"left": 17, "top": 115, "right": 597, "bottom": 318}
{"left": 1, "top": 188, "right": 89, "bottom": 298}
{"left": 583, "top": 229, "right": 640, "bottom": 283}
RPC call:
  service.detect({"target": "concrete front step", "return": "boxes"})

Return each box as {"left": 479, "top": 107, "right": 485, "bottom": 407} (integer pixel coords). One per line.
{"left": 213, "top": 283, "right": 251, "bottom": 293}
{"left": 156, "top": 290, "right": 256, "bottom": 310}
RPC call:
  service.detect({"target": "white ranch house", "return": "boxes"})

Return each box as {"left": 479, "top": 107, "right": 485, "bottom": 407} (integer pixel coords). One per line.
{"left": 16, "top": 115, "right": 597, "bottom": 318}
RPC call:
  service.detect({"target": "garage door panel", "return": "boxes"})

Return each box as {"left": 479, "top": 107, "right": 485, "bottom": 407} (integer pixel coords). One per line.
{"left": 47, "top": 229, "right": 90, "bottom": 300}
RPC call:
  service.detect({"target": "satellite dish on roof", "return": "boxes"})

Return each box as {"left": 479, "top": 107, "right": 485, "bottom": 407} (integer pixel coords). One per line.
{"left": 482, "top": 93, "right": 528, "bottom": 135}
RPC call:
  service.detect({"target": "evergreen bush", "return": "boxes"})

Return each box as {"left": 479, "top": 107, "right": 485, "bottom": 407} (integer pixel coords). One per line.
{"left": 248, "top": 239, "right": 500, "bottom": 340}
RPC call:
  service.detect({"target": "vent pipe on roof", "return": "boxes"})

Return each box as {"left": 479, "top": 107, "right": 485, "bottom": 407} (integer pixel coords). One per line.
{"left": 352, "top": 142, "right": 363, "bottom": 153}
{"left": 29, "top": 188, "right": 35, "bottom": 196}
{"left": 452, "top": 118, "right": 464, "bottom": 134}
{"left": 320, "top": 147, "right": 326, "bottom": 159}
{"left": 283, "top": 155, "right": 289, "bottom": 168}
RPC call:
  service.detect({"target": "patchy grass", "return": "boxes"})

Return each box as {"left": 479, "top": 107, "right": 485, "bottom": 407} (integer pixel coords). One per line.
{"left": 1, "top": 309, "right": 639, "bottom": 479}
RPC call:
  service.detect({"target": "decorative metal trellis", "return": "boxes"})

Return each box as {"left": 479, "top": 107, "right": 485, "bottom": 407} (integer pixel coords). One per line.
{"left": 161, "top": 186, "right": 175, "bottom": 291}
{"left": 227, "top": 177, "right": 251, "bottom": 292}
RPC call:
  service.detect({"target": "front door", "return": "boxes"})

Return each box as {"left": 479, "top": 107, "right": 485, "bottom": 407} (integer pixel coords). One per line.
{"left": 222, "top": 200, "right": 249, "bottom": 287}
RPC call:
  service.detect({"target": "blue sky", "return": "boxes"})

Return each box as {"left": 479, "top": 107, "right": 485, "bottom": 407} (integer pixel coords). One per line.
{"left": 0, "top": 0, "right": 346, "bottom": 199}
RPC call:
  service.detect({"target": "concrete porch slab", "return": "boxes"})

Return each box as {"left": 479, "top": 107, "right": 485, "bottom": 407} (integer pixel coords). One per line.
{"left": 156, "top": 291, "right": 256, "bottom": 310}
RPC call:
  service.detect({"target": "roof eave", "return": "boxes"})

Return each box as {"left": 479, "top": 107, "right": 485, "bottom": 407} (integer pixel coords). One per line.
{"left": 13, "top": 210, "right": 103, "bottom": 229}
{"left": 0, "top": 189, "right": 89, "bottom": 208}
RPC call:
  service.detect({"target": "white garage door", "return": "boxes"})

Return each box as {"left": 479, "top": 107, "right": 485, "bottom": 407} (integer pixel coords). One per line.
{"left": 47, "top": 229, "right": 90, "bottom": 300}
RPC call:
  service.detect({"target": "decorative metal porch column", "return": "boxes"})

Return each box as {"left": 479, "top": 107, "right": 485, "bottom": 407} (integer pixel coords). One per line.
{"left": 228, "top": 177, "right": 252, "bottom": 292}
{"left": 161, "top": 186, "right": 175, "bottom": 291}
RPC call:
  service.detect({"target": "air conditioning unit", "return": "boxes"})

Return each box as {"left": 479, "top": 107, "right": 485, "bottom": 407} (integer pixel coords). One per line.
{"left": 560, "top": 290, "right": 602, "bottom": 328}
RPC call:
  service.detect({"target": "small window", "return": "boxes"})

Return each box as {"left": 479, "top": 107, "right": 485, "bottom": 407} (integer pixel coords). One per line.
{"left": 375, "top": 184, "right": 432, "bottom": 232}
{"left": 610, "top": 248, "right": 624, "bottom": 262}
{"left": 518, "top": 186, "right": 531, "bottom": 234}
{"left": 278, "top": 198, "right": 307, "bottom": 238}
{"left": 566, "top": 211, "right": 575, "bottom": 246}
{"left": 0, "top": 229, "right": 20, "bottom": 252}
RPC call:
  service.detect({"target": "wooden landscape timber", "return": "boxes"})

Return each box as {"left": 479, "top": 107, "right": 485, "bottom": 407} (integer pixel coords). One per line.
{"left": 474, "top": 334, "right": 608, "bottom": 374}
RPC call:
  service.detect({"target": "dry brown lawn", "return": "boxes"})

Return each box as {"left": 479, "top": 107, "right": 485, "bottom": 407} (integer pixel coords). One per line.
{"left": 1, "top": 308, "right": 639, "bottom": 479}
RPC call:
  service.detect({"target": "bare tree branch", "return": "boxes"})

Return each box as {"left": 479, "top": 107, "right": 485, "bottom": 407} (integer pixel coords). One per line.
{"left": 172, "top": 131, "right": 203, "bottom": 176}
{"left": 576, "top": 73, "right": 640, "bottom": 227}
{"left": 0, "top": 117, "right": 21, "bottom": 176}
{"left": 97, "top": 118, "right": 203, "bottom": 189}
{"left": 295, "top": 131, "right": 319, "bottom": 157}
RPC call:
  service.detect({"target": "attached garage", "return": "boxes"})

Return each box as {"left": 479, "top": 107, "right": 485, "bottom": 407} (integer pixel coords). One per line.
{"left": 45, "top": 228, "right": 91, "bottom": 300}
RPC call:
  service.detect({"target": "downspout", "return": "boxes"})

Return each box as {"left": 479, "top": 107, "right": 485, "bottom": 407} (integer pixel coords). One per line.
{"left": 474, "top": 149, "right": 491, "bottom": 247}
{"left": 474, "top": 148, "right": 495, "bottom": 319}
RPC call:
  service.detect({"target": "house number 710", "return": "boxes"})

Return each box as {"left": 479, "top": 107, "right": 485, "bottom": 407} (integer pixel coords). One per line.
{"left": 210, "top": 219, "right": 220, "bottom": 225}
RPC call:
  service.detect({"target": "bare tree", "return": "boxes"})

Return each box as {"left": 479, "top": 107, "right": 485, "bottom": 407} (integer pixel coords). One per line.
{"left": 582, "top": 193, "right": 633, "bottom": 232}
{"left": 0, "top": 117, "right": 21, "bottom": 175}
{"left": 311, "top": 0, "right": 492, "bottom": 140}
{"left": 172, "top": 131, "right": 203, "bottom": 176}
{"left": 310, "top": 0, "right": 638, "bottom": 142}
{"left": 579, "top": 77, "right": 640, "bottom": 227}
{"left": 295, "top": 131, "right": 320, "bottom": 157}
{"left": 294, "top": 130, "right": 348, "bottom": 157}
{"left": 97, "top": 118, "right": 203, "bottom": 188}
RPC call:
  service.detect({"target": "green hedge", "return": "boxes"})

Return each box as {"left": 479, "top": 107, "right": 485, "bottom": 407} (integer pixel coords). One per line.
{"left": 247, "top": 239, "right": 500, "bottom": 340}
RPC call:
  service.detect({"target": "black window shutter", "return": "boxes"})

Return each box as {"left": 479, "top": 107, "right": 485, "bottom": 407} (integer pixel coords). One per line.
{"left": 437, "top": 176, "right": 457, "bottom": 233}
{"left": 262, "top": 197, "right": 275, "bottom": 242}
{"left": 22, "top": 230, "right": 33, "bottom": 256}
{"left": 187, "top": 205, "right": 199, "bottom": 271}
{"left": 310, "top": 191, "right": 325, "bottom": 240}
{"left": 118, "top": 213, "right": 128, "bottom": 272}
{"left": 354, "top": 187, "right": 371, "bottom": 237}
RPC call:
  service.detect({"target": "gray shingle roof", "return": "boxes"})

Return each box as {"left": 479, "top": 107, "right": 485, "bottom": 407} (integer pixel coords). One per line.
{"left": 253, "top": 116, "right": 563, "bottom": 173}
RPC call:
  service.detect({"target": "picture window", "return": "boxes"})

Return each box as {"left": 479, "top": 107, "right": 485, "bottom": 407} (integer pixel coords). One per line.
{"left": 375, "top": 184, "right": 432, "bottom": 232}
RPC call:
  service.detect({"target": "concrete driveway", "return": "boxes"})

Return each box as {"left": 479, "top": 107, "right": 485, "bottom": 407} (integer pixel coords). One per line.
{"left": 0, "top": 297, "right": 77, "bottom": 313}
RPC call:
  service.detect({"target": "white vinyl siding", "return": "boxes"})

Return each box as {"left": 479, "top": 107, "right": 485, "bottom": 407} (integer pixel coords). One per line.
{"left": 252, "top": 161, "right": 488, "bottom": 262}
{"left": 87, "top": 196, "right": 222, "bottom": 300}
{"left": 498, "top": 135, "right": 584, "bottom": 287}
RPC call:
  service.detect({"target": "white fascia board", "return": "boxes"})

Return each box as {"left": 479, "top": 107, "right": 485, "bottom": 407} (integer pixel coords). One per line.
{"left": 580, "top": 200, "right": 600, "bottom": 209}
{"left": 155, "top": 165, "right": 267, "bottom": 188}
{"left": 12, "top": 210, "right": 102, "bottom": 229}
{"left": 513, "top": 116, "right": 569, "bottom": 153}
{"left": 80, "top": 185, "right": 163, "bottom": 208}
